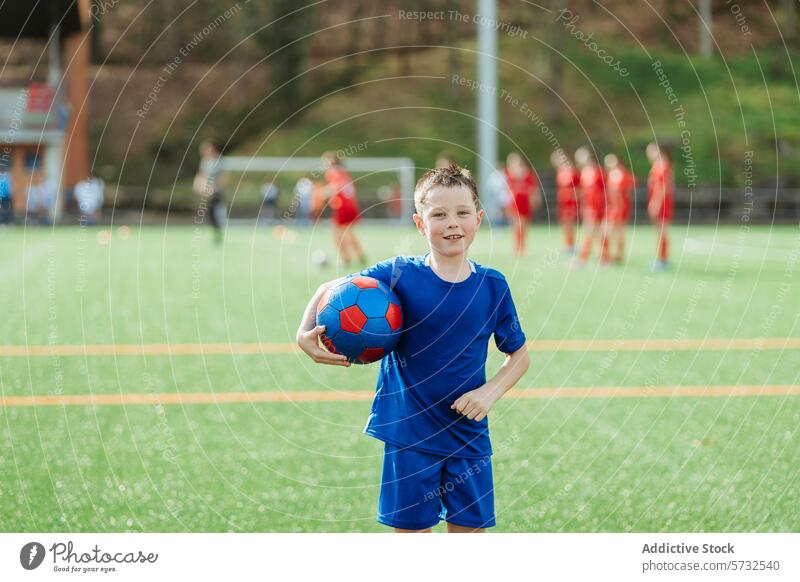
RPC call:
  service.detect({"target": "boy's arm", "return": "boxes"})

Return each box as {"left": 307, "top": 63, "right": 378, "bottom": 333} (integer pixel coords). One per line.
{"left": 451, "top": 344, "right": 530, "bottom": 422}
{"left": 296, "top": 278, "right": 352, "bottom": 367}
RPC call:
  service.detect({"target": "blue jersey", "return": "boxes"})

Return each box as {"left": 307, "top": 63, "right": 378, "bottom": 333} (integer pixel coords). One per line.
{"left": 358, "top": 254, "right": 526, "bottom": 458}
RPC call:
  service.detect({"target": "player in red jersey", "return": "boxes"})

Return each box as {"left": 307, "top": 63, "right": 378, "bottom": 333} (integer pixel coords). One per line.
{"left": 551, "top": 150, "right": 580, "bottom": 256}
{"left": 574, "top": 146, "right": 609, "bottom": 268}
{"left": 646, "top": 143, "right": 674, "bottom": 271}
{"left": 322, "top": 151, "right": 366, "bottom": 268}
{"left": 504, "top": 152, "right": 541, "bottom": 256}
{"left": 603, "top": 154, "right": 635, "bottom": 263}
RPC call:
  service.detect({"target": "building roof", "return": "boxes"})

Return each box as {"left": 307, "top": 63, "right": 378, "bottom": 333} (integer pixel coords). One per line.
{"left": 0, "top": 0, "right": 88, "bottom": 39}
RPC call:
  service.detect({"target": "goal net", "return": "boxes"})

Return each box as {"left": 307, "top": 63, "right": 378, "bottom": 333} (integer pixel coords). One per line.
{"left": 221, "top": 156, "right": 416, "bottom": 224}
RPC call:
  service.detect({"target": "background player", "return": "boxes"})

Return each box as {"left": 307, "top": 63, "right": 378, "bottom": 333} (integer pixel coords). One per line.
{"left": 646, "top": 143, "right": 675, "bottom": 271}
{"left": 504, "top": 152, "right": 540, "bottom": 256}
{"left": 551, "top": 149, "right": 580, "bottom": 256}
{"left": 574, "top": 146, "right": 608, "bottom": 268}
{"left": 321, "top": 151, "right": 366, "bottom": 268}
{"left": 603, "top": 154, "right": 634, "bottom": 263}
{"left": 193, "top": 139, "right": 227, "bottom": 244}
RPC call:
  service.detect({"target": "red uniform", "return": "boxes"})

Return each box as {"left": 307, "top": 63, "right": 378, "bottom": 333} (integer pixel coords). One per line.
{"left": 325, "top": 166, "right": 360, "bottom": 226}
{"left": 504, "top": 168, "right": 537, "bottom": 218}
{"left": 556, "top": 166, "right": 580, "bottom": 223}
{"left": 580, "top": 165, "right": 606, "bottom": 223}
{"left": 647, "top": 160, "right": 674, "bottom": 222}
{"left": 606, "top": 167, "right": 634, "bottom": 224}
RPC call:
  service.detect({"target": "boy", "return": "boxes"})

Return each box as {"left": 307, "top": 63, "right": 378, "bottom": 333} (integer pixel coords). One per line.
{"left": 193, "top": 140, "right": 228, "bottom": 244}
{"left": 551, "top": 150, "right": 580, "bottom": 256}
{"left": 321, "top": 151, "right": 366, "bottom": 267}
{"left": 296, "top": 164, "right": 530, "bottom": 532}
{"left": 603, "top": 154, "right": 634, "bottom": 262}
{"left": 573, "top": 146, "right": 609, "bottom": 268}
{"left": 259, "top": 176, "right": 279, "bottom": 222}
{"left": 504, "top": 152, "right": 541, "bottom": 256}
{"left": 646, "top": 142, "right": 674, "bottom": 271}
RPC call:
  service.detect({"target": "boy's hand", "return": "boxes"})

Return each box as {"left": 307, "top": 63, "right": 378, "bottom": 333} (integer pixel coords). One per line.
{"left": 297, "top": 325, "right": 352, "bottom": 367}
{"left": 451, "top": 385, "right": 497, "bottom": 422}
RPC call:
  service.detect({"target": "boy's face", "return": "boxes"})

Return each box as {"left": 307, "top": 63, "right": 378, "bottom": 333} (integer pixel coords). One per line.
{"left": 200, "top": 143, "right": 217, "bottom": 158}
{"left": 413, "top": 185, "right": 483, "bottom": 258}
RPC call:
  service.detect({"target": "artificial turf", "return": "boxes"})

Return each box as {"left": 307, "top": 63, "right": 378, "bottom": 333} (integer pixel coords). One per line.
{"left": 1, "top": 223, "right": 798, "bottom": 532}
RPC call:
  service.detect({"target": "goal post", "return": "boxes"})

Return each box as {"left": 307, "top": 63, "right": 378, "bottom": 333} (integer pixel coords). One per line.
{"left": 221, "top": 156, "right": 417, "bottom": 223}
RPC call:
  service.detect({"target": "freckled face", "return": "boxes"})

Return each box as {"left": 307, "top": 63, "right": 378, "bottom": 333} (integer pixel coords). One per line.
{"left": 413, "top": 186, "right": 483, "bottom": 257}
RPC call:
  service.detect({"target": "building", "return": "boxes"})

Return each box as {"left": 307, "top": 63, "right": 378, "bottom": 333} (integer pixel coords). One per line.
{"left": 0, "top": 0, "right": 90, "bottom": 222}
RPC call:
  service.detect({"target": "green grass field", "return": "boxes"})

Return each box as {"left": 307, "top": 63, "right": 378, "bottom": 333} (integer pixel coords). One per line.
{"left": 1, "top": 223, "right": 798, "bottom": 532}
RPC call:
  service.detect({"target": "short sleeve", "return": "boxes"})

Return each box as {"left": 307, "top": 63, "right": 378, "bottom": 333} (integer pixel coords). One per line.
{"left": 358, "top": 256, "right": 398, "bottom": 287}
{"left": 493, "top": 280, "right": 527, "bottom": 354}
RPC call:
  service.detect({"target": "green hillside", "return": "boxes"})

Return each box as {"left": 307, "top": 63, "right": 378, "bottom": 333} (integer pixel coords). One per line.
{"left": 141, "top": 37, "right": 800, "bottom": 212}
{"left": 237, "top": 38, "right": 800, "bottom": 186}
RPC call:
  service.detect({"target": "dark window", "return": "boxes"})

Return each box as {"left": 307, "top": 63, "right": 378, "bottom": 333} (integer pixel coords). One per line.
{"left": 24, "top": 150, "right": 41, "bottom": 171}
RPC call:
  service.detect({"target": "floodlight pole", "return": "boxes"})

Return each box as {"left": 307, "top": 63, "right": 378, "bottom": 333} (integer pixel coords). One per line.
{"left": 476, "top": 0, "right": 498, "bottom": 205}
{"left": 699, "top": 0, "right": 713, "bottom": 58}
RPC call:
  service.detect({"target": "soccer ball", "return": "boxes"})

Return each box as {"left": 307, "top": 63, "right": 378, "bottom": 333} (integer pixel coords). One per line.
{"left": 316, "top": 276, "right": 403, "bottom": 364}
{"left": 311, "top": 249, "right": 329, "bottom": 269}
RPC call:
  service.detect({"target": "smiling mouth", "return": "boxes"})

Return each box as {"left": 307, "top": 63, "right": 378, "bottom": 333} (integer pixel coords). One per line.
{"left": 444, "top": 234, "right": 464, "bottom": 240}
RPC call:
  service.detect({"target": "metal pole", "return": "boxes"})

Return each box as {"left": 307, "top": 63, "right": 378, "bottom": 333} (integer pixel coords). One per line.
{"left": 476, "top": 0, "right": 498, "bottom": 205}
{"left": 48, "top": 23, "right": 64, "bottom": 222}
{"left": 699, "top": 0, "right": 713, "bottom": 58}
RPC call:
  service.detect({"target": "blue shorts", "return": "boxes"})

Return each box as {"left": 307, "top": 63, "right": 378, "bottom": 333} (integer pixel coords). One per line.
{"left": 377, "top": 442, "right": 495, "bottom": 530}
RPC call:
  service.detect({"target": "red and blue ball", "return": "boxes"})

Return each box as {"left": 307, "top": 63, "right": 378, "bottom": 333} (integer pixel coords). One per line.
{"left": 316, "top": 276, "right": 403, "bottom": 364}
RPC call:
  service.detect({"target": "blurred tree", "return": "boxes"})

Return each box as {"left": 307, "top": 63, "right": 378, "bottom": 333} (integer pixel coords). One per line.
{"left": 442, "top": 0, "right": 461, "bottom": 99}
{"left": 247, "top": 0, "right": 313, "bottom": 119}
{"left": 548, "top": 0, "right": 565, "bottom": 122}
{"left": 89, "top": 4, "right": 103, "bottom": 63}
{"left": 665, "top": 0, "right": 682, "bottom": 22}
{"left": 782, "top": 0, "right": 797, "bottom": 43}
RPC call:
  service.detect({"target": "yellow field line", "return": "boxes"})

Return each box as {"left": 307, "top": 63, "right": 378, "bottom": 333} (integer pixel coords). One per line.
{"left": 0, "top": 338, "right": 798, "bottom": 357}
{"left": 1, "top": 385, "right": 798, "bottom": 408}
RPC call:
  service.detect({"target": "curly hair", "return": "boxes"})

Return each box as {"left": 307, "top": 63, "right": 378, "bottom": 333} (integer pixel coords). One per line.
{"left": 414, "top": 163, "right": 480, "bottom": 215}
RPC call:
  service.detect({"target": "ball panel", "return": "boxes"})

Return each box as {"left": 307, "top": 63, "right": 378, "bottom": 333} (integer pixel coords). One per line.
{"left": 340, "top": 305, "right": 367, "bottom": 334}
{"left": 361, "top": 316, "right": 392, "bottom": 336}
{"left": 357, "top": 347, "right": 384, "bottom": 364}
{"left": 316, "top": 287, "right": 333, "bottom": 314}
{"left": 356, "top": 287, "right": 390, "bottom": 318}
{"left": 350, "top": 276, "right": 379, "bottom": 289}
{"left": 386, "top": 302, "right": 402, "bottom": 331}
{"left": 360, "top": 317, "right": 398, "bottom": 351}
{"left": 329, "top": 281, "right": 362, "bottom": 312}
{"left": 331, "top": 330, "right": 365, "bottom": 360}
{"left": 317, "top": 304, "right": 342, "bottom": 335}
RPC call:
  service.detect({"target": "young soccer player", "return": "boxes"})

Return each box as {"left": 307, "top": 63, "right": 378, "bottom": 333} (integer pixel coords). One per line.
{"left": 504, "top": 152, "right": 541, "bottom": 256}
{"left": 296, "top": 164, "right": 530, "bottom": 533}
{"left": 193, "top": 140, "right": 227, "bottom": 244}
{"left": 603, "top": 154, "right": 635, "bottom": 263}
{"left": 646, "top": 143, "right": 674, "bottom": 271}
{"left": 573, "top": 146, "right": 609, "bottom": 268}
{"left": 551, "top": 150, "right": 580, "bottom": 256}
{"left": 321, "top": 151, "right": 366, "bottom": 268}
